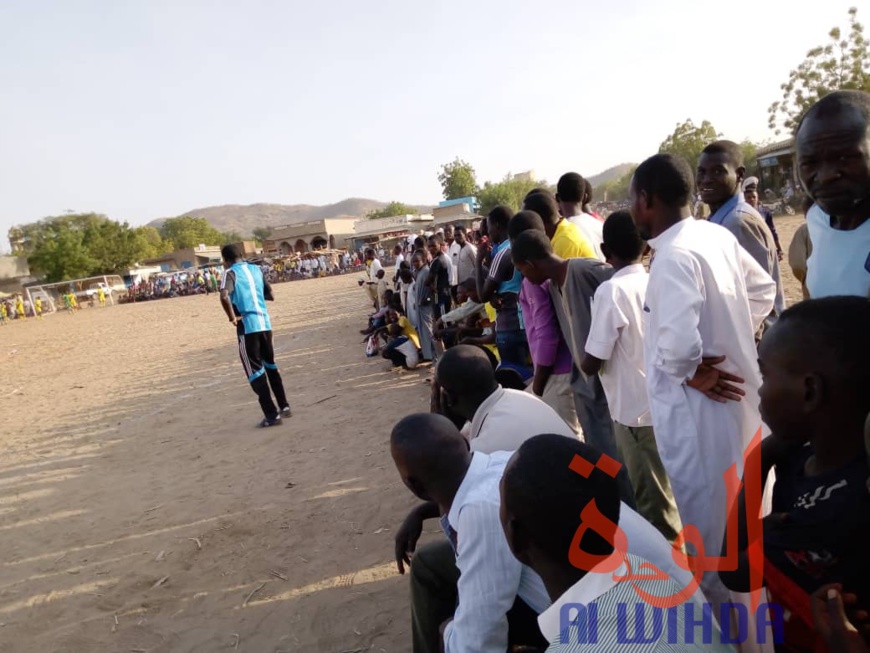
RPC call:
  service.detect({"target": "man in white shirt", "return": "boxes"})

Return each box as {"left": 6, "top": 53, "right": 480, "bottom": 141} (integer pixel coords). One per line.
{"left": 392, "top": 244, "right": 405, "bottom": 285}
{"left": 580, "top": 210, "right": 681, "bottom": 543}
{"left": 443, "top": 225, "right": 460, "bottom": 288}
{"left": 363, "top": 248, "right": 383, "bottom": 306}
{"left": 391, "top": 412, "right": 551, "bottom": 653}
{"left": 452, "top": 225, "right": 478, "bottom": 285}
{"left": 796, "top": 90, "right": 870, "bottom": 298}
{"left": 556, "top": 172, "right": 606, "bottom": 261}
{"left": 629, "top": 153, "right": 776, "bottom": 618}
{"left": 500, "top": 435, "right": 731, "bottom": 652}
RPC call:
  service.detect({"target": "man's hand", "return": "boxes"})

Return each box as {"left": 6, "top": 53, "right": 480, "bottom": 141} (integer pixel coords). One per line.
{"left": 687, "top": 355, "right": 745, "bottom": 403}
{"left": 394, "top": 507, "right": 426, "bottom": 574}
{"left": 777, "top": 250, "right": 784, "bottom": 262}
{"left": 229, "top": 315, "right": 239, "bottom": 327}
{"left": 811, "top": 584, "right": 870, "bottom": 651}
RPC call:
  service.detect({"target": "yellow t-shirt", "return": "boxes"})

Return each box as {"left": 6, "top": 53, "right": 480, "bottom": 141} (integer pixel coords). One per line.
{"left": 551, "top": 219, "right": 595, "bottom": 260}
{"left": 397, "top": 316, "right": 421, "bottom": 350}
{"left": 482, "top": 303, "right": 500, "bottom": 361}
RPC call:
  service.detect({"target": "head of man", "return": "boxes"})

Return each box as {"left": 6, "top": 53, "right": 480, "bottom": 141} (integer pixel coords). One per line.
{"left": 393, "top": 244, "right": 403, "bottom": 256}
{"left": 758, "top": 296, "right": 870, "bottom": 449}
{"left": 796, "top": 90, "right": 870, "bottom": 220}
{"left": 555, "top": 172, "right": 585, "bottom": 217}
{"left": 743, "top": 176, "right": 761, "bottom": 209}
{"left": 511, "top": 229, "right": 556, "bottom": 285}
{"left": 522, "top": 191, "right": 561, "bottom": 238}
{"left": 697, "top": 140, "right": 745, "bottom": 209}
{"left": 390, "top": 413, "right": 471, "bottom": 504}
{"left": 500, "top": 435, "right": 621, "bottom": 598}
{"left": 508, "top": 210, "right": 547, "bottom": 242}
{"left": 457, "top": 278, "right": 477, "bottom": 304}
{"left": 221, "top": 244, "right": 242, "bottom": 266}
{"left": 583, "top": 178, "right": 594, "bottom": 212}
{"left": 487, "top": 205, "right": 514, "bottom": 244}
{"left": 454, "top": 225, "right": 468, "bottom": 246}
{"left": 443, "top": 224, "right": 455, "bottom": 244}
{"left": 410, "top": 251, "right": 425, "bottom": 271}
{"left": 399, "top": 267, "right": 414, "bottom": 284}
{"left": 601, "top": 210, "right": 644, "bottom": 267}
{"left": 434, "top": 344, "right": 500, "bottom": 422}
{"left": 427, "top": 233, "right": 444, "bottom": 259}
{"left": 629, "top": 153, "right": 695, "bottom": 240}
{"left": 364, "top": 248, "right": 375, "bottom": 262}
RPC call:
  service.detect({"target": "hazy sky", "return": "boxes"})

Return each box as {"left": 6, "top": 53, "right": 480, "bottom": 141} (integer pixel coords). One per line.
{"left": 0, "top": 0, "right": 857, "bottom": 241}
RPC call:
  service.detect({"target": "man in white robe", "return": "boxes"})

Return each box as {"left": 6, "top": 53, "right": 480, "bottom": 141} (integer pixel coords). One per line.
{"left": 629, "top": 154, "right": 776, "bottom": 620}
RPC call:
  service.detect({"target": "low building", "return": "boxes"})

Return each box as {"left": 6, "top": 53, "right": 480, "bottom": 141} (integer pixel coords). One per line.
{"left": 432, "top": 199, "right": 482, "bottom": 229}
{"left": 0, "top": 255, "right": 33, "bottom": 295}
{"left": 143, "top": 244, "right": 223, "bottom": 271}
{"left": 349, "top": 214, "right": 434, "bottom": 252}
{"left": 756, "top": 138, "right": 797, "bottom": 194}
{"left": 263, "top": 218, "right": 357, "bottom": 256}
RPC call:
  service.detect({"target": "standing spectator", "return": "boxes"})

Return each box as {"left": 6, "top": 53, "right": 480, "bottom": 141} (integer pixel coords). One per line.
{"left": 629, "top": 153, "right": 775, "bottom": 617}
{"left": 451, "top": 225, "right": 477, "bottom": 285}
{"left": 796, "top": 90, "right": 870, "bottom": 298}
{"left": 743, "top": 176, "right": 784, "bottom": 260}
{"left": 555, "top": 172, "right": 606, "bottom": 261}
{"left": 410, "top": 251, "right": 435, "bottom": 362}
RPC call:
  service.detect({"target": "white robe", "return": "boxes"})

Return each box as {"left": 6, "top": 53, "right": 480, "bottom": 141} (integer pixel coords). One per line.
{"left": 644, "top": 218, "right": 775, "bottom": 626}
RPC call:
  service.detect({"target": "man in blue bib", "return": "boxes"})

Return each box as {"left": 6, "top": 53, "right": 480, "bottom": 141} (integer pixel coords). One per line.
{"left": 219, "top": 244, "right": 291, "bottom": 427}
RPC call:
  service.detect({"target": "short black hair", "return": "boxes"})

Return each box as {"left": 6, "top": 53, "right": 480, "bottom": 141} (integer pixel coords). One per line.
{"left": 773, "top": 296, "right": 870, "bottom": 403}
{"left": 221, "top": 244, "right": 242, "bottom": 262}
{"left": 413, "top": 236, "right": 426, "bottom": 249}
{"left": 454, "top": 224, "right": 467, "bottom": 235}
{"left": 508, "top": 210, "right": 546, "bottom": 240}
{"left": 602, "top": 211, "right": 644, "bottom": 261}
{"left": 797, "top": 89, "right": 870, "bottom": 135}
{"left": 487, "top": 205, "right": 514, "bottom": 229}
{"left": 522, "top": 191, "right": 560, "bottom": 227}
{"left": 428, "top": 233, "right": 444, "bottom": 245}
{"left": 632, "top": 154, "right": 694, "bottom": 210}
{"left": 524, "top": 187, "right": 550, "bottom": 201}
{"left": 436, "top": 345, "right": 497, "bottom": 400}
{"left": 511, "top": 229, "right": 553, "bottom": 264}
{"left": 503, "top": 434, "right": 621, "bottom": 559}
{"left": 556, "top": 172, "right": 585, "bottom": 203}
{"left": 583, "top": 178, "right": 594, "bottom": 205}
{"left": 701, "top": 140, "right": 744, "bottom": 167}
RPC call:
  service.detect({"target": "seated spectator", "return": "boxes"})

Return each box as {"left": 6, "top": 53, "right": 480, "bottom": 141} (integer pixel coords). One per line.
{"left": 382, "top": 309, "right": 422, "bottom": 370}
{"left": 499, "top": 434, "right": 732, "bottom": 651}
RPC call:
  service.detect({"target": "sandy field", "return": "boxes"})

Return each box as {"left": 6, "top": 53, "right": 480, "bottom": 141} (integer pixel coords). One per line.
{"left": 0, "top": 215, "right": 806, "bottom": 653}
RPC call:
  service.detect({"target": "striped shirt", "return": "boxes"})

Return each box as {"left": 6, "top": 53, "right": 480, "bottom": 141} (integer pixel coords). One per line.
{"left": 539, "top": 553, "right": 735, "bottom": 652}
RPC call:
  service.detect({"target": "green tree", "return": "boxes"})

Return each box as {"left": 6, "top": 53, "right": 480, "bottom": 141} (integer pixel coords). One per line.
{"left": 159, "top": 216, "right": 225, "bottom": 249}
{"left": 438, "top": 157, "right": 479, "bottom": 200}
{"left": 365, "top": 201, "right": 419, "bottom": 219}
{"left": 659, "top": 119, "right": 721, "bottom": 168}
{"left": 252, "top": 226, "right": 273, "bottom": 242}
{"left": 476, "top": 175, "right": 549, "bottom": 216}
{"left": 26, "top": 218, "right": 97, "bottom": 282}
{"left": 769, "top": 7, "right": 870, "bottom": 135}
{"left": 132, "top": 226, "right": 170, "bottom": 259}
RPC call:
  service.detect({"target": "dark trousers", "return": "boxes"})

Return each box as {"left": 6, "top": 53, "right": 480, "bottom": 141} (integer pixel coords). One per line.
{"left": 238, "top": 329, "right": 288, "bottom": 419}
{"left": 410, "top": 538, "right": 547, "bottom": 653}
{"left": 495, "top": 328, "right": 529, "bottom": 368}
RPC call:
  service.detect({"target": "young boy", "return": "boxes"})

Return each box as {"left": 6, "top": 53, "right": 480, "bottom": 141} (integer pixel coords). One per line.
{"left": 721, "top": 296, "right": 870, "bottom": 650}
{"left": 381, "top": 309, "right": 421, "bottom": 370}
{"left": 580, "top": 211, "right": 682, "bottom": 542}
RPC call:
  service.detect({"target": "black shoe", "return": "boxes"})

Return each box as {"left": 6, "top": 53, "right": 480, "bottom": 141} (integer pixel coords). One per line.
{"left": 257, "top": 416, "right": 283, "bottom": 428}
{"left": 281, "top": 406, "right": 293, "bottom": 418}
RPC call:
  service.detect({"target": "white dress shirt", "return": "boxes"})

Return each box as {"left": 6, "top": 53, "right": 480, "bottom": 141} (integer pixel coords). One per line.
{"left": 368, "top": 258, "right": 383, "bottom": 282}
{"left": 584, "top": 264, "right": 651, "bottom": 427}
{"left": 447, "top": 241, "right": 461, "bottom": 286}
{"left": 442, "top": 451, "right": 550, "bottom": 653}
{"left": 644, "top": 217, "right": 774, "bottom": 611}
{"left": 468, "top": 386, "right": 579, "bottom": 454}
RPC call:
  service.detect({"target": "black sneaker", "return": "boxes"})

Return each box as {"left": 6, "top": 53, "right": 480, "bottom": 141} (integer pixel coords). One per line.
{"left": 257, "top": 416, "right": 283, "bottom": 428}
{"left": 281, "top": 406, "right": 293, "bottom": 418}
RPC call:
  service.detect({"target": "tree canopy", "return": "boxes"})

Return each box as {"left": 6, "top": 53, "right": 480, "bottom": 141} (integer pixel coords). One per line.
{"left": 159, "top": 216, "right": 226, "bottom": 249}
{"left": 769, "top": 7, "right": 870, "bottom": 134}
{"left": 476, "top": 175, "right": 550, "bottom": 216}
{"left": 438, "top": 157, "right": 479, "bottom": 200}
{"left": 365, "top": 201, "right": 419, "bottom": 219}
{"left": 10, "top": 213, "right": 172, "bottom": 282}
{"left": 252, "top": 226, "right": 273, "bottom": 242}
{"left": 593, "top": 167, "right": 637, "bottom": 202}
{"left": 659, "top": 119, "right": 721, "bottom": 168}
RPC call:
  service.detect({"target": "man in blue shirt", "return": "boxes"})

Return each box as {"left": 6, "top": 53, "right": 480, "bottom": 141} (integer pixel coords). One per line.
{"left": 219, "top": 244, "right": 291, "bottom": 428}
{"left": 697, "top": 140, "right": 785, "bottom": 319}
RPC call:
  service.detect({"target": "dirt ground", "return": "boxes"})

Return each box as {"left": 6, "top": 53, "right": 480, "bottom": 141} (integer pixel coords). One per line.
{"left": 0, "top": 215, "right": 806, "bottom": 653}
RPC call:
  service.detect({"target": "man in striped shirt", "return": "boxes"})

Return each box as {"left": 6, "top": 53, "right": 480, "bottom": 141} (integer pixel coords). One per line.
{"left": 220, "top": 244, "right": 291, "bottom": 428}
{"left": 500, "top": 435, "right": 733, "bottom": 652}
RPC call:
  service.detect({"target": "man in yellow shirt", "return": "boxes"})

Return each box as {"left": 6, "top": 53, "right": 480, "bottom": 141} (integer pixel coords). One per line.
{"left": 15, "top": 295, "right": 25, "bottom": 320}
{"left": 34, "top": 296, "right": 43, "bottom": 319}
{"left": 524, "top": 190, "right": 595, "bottom": 259}
{"left": 382, "top": 309, "right": 421, "bottom": 369}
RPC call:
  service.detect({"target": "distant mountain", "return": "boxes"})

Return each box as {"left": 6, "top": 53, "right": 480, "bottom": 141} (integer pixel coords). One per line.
{"left": 148, "top": 198, "right": 432, "bottom": 236}
{"left": 587, "top": 163, "right": 636, "bottom": 188}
